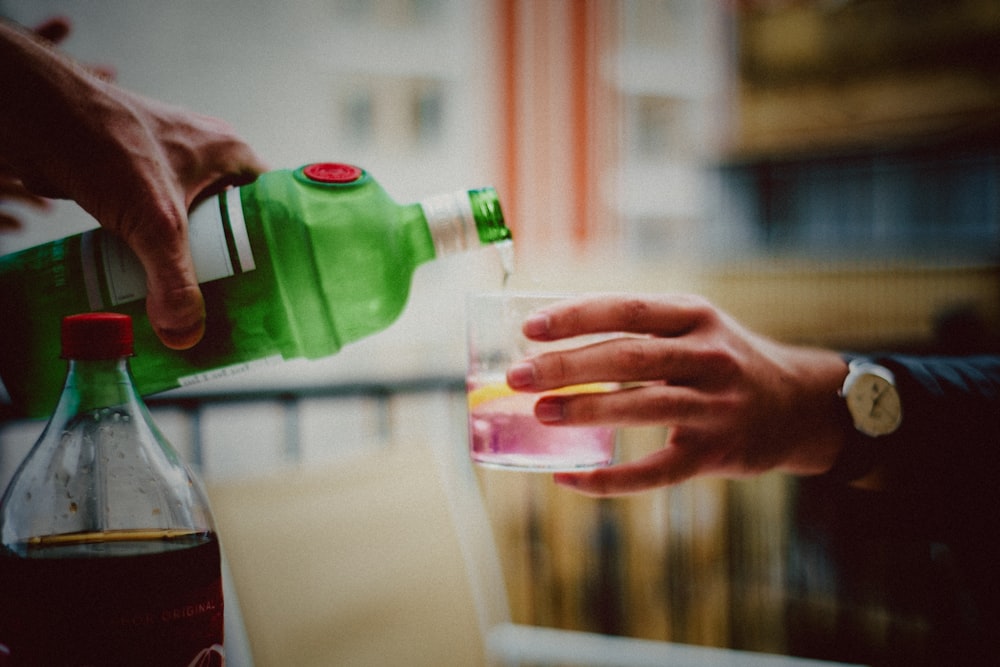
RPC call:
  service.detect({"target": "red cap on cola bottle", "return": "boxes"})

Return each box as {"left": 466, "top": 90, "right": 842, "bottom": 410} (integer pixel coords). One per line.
{"left": 61, "top": 313, "right": 134, "bottom": 360}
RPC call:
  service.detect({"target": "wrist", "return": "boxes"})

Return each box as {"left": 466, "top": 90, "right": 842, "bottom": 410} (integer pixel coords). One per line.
{"left": 776, "top": 347, "right": 851, "bottom": 476}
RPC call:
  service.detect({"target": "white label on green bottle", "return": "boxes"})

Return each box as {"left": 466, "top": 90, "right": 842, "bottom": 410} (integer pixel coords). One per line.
{"left": 421, "top": 191, "right": 480, "bottom": 256}
{"left": 226, "top": 188, "right": 256, "bottom": 272}
{"left": 82, "top": 189, "right": 257, "bottom": 309}
{"left": 98, "top": 228, "right": 158, "bottom": 306}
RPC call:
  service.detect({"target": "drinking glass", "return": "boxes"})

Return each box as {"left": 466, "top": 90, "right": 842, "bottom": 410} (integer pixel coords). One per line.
{"left": 466, "top": 292, "right": 618, "bottom": 471}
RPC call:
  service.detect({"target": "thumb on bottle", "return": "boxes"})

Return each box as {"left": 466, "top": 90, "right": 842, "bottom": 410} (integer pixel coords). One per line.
{"left": 146, "top": 280, "right": 206, "bottom": 350}
{"left": 130, "top": 234, "right": 207, "bottom": 350}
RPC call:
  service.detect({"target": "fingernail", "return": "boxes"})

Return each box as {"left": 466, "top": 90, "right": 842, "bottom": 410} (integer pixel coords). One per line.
{"left": 157, "top": 319, "right": 205, "bottom": 351}
{"left": 523, "top": 312, "right": 550, "bottom": 338}
{"left": 554, "top": 473, "right": 579, "bottom": 487}
{"left": 535, "top": 398, "right": 565, "bottom": 423}
{"left": 506, "top": 362, "right": 536, "bottom": 389}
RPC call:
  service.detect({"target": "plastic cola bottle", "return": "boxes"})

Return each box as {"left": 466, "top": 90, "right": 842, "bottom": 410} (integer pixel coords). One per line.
{"left": 0, "top": 313, "right": 224, "bottom": 665}
{"left": 0, "top": 162, "right": 511, "bottom": 417}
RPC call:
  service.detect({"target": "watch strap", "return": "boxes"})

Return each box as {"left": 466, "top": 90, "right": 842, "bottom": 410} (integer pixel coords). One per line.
{"left": 821, "top": 422, "right": 880, "bottom": 484}
{"left": 821, "top": 354, "right": 881, "bottom": 484}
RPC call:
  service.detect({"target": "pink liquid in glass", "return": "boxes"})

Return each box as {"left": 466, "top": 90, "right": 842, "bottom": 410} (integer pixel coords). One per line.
{"left": 469, "top": 389, "right": 614, "bottom": 471}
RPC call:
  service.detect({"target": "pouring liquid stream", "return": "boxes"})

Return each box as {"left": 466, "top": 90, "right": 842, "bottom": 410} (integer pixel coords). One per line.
{"left": 495, "top": 239, "right": 515, "bottom": 288}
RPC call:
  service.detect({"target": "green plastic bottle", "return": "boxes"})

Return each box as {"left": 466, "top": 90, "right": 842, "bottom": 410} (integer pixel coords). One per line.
{"left": 0, "top": 162, "right": 511, "bottom": 418}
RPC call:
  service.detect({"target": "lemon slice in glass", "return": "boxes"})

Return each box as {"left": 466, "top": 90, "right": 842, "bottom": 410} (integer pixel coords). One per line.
{"left": 467, "top": 381, "right": 614, "bottom": 411}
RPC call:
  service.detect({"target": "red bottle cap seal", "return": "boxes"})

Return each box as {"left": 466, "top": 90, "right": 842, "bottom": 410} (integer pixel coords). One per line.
{"left": 302, "top": 162, "right": 363, "bottom": 184}
{"left": 61, "top": 313, "right": 134, "bottom": 360}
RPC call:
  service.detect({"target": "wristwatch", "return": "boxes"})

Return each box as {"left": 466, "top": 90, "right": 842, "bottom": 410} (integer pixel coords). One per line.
{"left": 824, "top": 357, "right": 902, "bottom": 483}
{"left": 842, "top": 358, "right": 902, "bottom": 437}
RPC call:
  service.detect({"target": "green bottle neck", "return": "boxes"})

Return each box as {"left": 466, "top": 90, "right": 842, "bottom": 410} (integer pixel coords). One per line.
{"left": 57, "top": 358, "right": 140, "bottom": 414}
{"left": 419, "top": 189, "right": 511, "bottom": 259}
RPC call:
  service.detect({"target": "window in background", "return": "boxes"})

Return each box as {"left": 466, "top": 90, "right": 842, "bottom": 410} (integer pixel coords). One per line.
{"left": 720, "top": 148, "right": 1000, "bottom": 262}
{"left": 334, "top": 76, "right": 447, "bottom": 152}
{"left": 329, "top": 0, "right": 444, "bottom": 27}
{"left": 610, "top": 0, "right": 726, "bottom": 265}
{"left": 726, "top": 0, "right": 1000, "bottom": 264}
{"left": 407, "top": 0, "right": 445, "bottom": 24}
{"left": 631, "top": 0, "right": 694, "bottom": 49}
{"left": 631, "top": 96, "right": 688, "bottom": 160}
{"left": 411, "top": 78, "right": 445, "bottom": 147}
{"left": 623, "top": 213, "right": 695, "bottom": 260}
{"left": 342, "top": 85, "right": 375, "bottom": 148}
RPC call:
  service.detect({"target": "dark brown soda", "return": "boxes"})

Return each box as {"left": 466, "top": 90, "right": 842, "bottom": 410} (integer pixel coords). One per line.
{"left": 0, "top": 530, "right": 224, "bottom": 666}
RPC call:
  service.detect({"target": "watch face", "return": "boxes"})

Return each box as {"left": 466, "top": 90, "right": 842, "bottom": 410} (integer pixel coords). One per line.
{"left": 847, "top": 371, "right": 902, "bottom": 437}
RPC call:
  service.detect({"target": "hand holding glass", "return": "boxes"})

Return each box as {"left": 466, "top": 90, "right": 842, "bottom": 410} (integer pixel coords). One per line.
{"left": 466, "top": 292, "right": 617, "bottom": 471}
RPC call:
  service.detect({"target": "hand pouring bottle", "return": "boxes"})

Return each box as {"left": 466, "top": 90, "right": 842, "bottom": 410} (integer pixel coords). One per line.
{"left": 0, "top": 162, "right": 511, "bottom": 417}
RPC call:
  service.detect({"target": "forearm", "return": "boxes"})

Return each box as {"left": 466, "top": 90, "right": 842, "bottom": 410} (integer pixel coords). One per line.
{"left": 0, "top": 19, "right": 114, "bottom": 194}
{"left": 881, "top": 355, "right": 1000, "bottom": 474}
{"left": 852, "top": 355, "right": 1000, "bottom": 540}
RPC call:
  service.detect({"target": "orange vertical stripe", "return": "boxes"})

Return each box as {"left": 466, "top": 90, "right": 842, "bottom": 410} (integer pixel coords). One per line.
{"left": 570, "top": 1, "right": 591, "bottom": 249}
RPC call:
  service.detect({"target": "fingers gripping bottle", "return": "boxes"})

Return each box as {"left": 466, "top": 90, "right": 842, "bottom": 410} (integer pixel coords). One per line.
{"left": 0, "top": 162, "right": 512, "bottom": 417}
{"left": 0, "top": 313, "right": 225, "bottom": 666}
